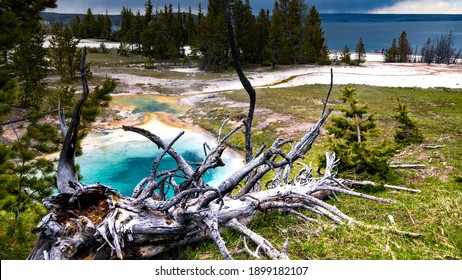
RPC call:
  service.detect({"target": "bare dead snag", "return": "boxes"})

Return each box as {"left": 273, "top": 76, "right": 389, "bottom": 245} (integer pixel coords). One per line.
{"left": 57, "top": 47, "right": 89, "bottom": 194}
{"left": 225, "top": 0, "right": 255, "bottom": 163}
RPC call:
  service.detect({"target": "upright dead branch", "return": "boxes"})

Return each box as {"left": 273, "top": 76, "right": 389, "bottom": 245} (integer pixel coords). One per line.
{"left": 225, "top": 0, "right": 255, "bottom": 163}
{"left": 233, "top": 71, "right": 334, "bottom": 199}
{"left": 56, "top": 47, "right": 89, "bottom": 194}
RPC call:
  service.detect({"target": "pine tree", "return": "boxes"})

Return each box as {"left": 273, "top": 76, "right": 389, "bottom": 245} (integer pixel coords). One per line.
{"left": 232, "top": 0, "right": 257, "bottom": 64}
{"left": 385, "top": 38, "right": 399, "bottom": 62}
{"left": 48, "top": 23, "right": 81, "bottom": 82}
{"left": 340, "top": 44, "right": 351, "bottom": 65}
{"left": 0, "top": 0, "right": 60, "bottom": 257}
{"left": 392, "top": 98, "right": 424, "bottom": 146}
{"left": 102, "top": 13, "right": 112, "bottom": 40}
{"left": 398, "top": 31, "right": 412, "bottom": 62}
{"left": 0, "top": 140, "right": 54, "bottom": 241}
{"left": 70, "top": 16, "right": 82, "bottom": 38}
{"left": 285, "top": 0, "right": 303, "bottom": 63}
{"left": 269, "top": 1, "right": 284, "bottom": 68}
{"left": 144, "top": 0, "right": 153, "bottom": 26}
{"left": 198, "top": 2, "right": 205, "bottom": 26}
{"left": 277, "top": 0, "right": 292, "bottom": 64}
{"left": 81, "top": 8, "right": 97, "bottom": 38}
{"left": 255, "top": 9, "right": 271, "bottom": 65}
{"left": 200, "top": 0, "right": 228, "bottom": 70}
{"left": 0, "top": 0, "right": 57, "bottom": 64}
{"left": 301, "top": 5, "right": 329, "bottom": 64}
{"left": 157, "top": 4, "right": 182, "bottom": 60}
{"left": 119, "top": 7, "right": 134, "bottom": 42}
{"left": 172, "top": 4, "right": 184, "bottom": 58}
{"left": 141, "top": 16, "right": 159, "bottom": 59}
{"left": 177, "top": 4, "right": 187, "bottom": 50}
{"left": 185, "top": 6, "right": 198, "bottom": 48}
{"left": 324, "top": 85, "right": 395, "bottom": 178}
{"left": 355, "top": 37, "right": 366, "bottom": 65}
{"left": 96, "top": 14, "right": 105, "bottom": 38}
{"left": 421, "top": 37, "right": 434, "bottom": 64}
{"left": 80, "top": 79, "right": 116, "bottom": 127}
{"left": 0, "top": 9, "right": 19, "bottom": 66}
{"left": 130, "top": 11, "right": 144, "bottom": 54}
{"left": 0, "top": 71, "right": 17, "bottom": 105}
{"left": 11, "top": 32, "right": 48, "bottom": 107}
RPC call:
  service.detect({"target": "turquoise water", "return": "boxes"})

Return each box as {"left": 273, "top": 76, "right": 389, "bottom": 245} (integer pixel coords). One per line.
{"left": 112, "top": 95, "right": 178, "bottom": 114}
{"left": 76, "top": 135, "right": 237, "bottom": 196}
{"left": 76, "top": 97, "right": 244, "bottom": 197}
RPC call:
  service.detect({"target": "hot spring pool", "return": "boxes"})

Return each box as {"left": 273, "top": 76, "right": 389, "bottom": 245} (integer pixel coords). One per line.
{"left": 76, "top": 95, "right": 244, "bottom": 197}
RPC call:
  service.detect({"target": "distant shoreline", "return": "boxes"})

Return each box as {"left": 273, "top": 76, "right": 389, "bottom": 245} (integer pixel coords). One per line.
{"left": 42, "top": 11, "right": 462, "bottom": 20}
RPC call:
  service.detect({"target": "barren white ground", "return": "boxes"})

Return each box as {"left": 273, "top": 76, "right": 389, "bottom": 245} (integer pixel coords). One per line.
{"left": 44, "top": 38, "right": 462, "bottom": 91}
{"left": 103, "top": 54, "right": 462, "bottom": 100}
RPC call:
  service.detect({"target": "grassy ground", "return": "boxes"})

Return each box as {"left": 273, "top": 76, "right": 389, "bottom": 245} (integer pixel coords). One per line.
{"left": 86, "top": 51, "right": 236, "bottom": 81}
{"left": 181, "top": 84, "right": 462, "bottom": 260}
{"left": 0, "top": 210, "right": 44, "bottom": 260}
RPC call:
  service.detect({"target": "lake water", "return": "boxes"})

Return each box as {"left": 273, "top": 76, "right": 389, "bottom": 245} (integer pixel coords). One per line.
{"left": 76, "top": 96, "right": 244, "bottom": 197}
{"left": 321, "top": 14, "right": 462, "bottom": 51}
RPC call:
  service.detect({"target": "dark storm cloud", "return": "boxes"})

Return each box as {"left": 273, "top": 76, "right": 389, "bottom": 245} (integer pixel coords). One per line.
{"left": 306, "top": 0, "right": 402, "bottom": 13}
{"left": 46, "top": 0, "right": 429, "bottom": 14}
{"left": 251, "top": 0, "right": 402, "bottom": 13}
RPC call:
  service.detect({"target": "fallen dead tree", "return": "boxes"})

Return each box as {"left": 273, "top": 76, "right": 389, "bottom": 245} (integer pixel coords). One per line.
{"left": 28, "top": 3, "right": 421, "bottom": 260}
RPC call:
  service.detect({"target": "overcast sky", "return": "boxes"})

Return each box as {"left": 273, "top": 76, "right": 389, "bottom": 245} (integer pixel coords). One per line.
{"left": 46, "top": 0, "right": 462, "bottom": 14}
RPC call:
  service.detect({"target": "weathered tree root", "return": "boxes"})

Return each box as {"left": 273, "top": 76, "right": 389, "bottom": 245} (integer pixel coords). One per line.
{"left": 29, "top": 152, "right": 421, "bottom": 260}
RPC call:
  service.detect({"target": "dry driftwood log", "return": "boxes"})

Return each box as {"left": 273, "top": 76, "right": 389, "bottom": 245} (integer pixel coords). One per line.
{"left": 28, "top": 3, "right": 421, "bottom": 260}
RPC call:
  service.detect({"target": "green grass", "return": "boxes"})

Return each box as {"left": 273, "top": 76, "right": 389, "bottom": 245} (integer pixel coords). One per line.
{"left": 0, "top": 209, "right": 45, "bottom": 260}
{"left": 183, "top": 84, "right": 462, "bottom": 259}
{"left": 86, "top": 51, "right": 149, "bottom": 68}
{"left": 86, "top": 52, "right": 237, "bottom": 81}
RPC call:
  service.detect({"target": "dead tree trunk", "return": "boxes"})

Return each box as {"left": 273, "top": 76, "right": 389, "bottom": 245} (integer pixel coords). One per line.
{"left": 28, "top": 3, "right": 421, "bottom": 260}
{"left": 56, "top": 48, "right": 90, "bottom": 194}
{"left": 225, "top": 0, "right": 255, "bottom": 163}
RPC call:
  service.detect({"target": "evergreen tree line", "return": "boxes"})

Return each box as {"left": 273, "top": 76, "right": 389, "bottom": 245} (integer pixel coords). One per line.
{"left": 199, "top": 0, "right": 330, "bottom": 70}
{"left": 70, "top": 8, "right": 113, "bottom": 40}
{"left": 60, "top": 1, "right": 461, "bottom": 68}
{"left": 66, "top": 0, "right": 330, "bottom": 69}
{"left": 385, "top": 31, "right": 461, "bottom": 64}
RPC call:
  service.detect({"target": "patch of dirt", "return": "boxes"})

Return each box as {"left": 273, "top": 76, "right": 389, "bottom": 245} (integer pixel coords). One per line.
{"left": 91, "top": 104, "right": 146, "bottom": 131}
{"left": 391, "top": 142, "right": 456, "bottom": 183}
{"left": 0, "top": 107, "right": 29, "bottom": 143}
{"left": 185, "top": 92, "right": 325, "bottom": 140}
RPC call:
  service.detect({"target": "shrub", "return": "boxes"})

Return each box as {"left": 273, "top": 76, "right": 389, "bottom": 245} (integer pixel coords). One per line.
{"left": 322, "top": 85, "right": 396, "bottom": 179}
{"left": 392, "top": 98, "right": 424, "bottom": 146}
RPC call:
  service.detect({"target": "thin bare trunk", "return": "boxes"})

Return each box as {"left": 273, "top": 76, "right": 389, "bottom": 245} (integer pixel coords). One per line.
{"left": 224, "top": 0, "right": 255, "bottom": 163}
{"left": 56, "top": 47, "right": 89, "bottom": 194}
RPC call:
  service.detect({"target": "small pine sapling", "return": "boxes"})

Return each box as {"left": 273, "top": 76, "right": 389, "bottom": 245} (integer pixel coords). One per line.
{"left": 322, "top": 85, "right": 395, "bottom": 179}
{"left": 392, "top": 98, "right": 424, "bottom": 146}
